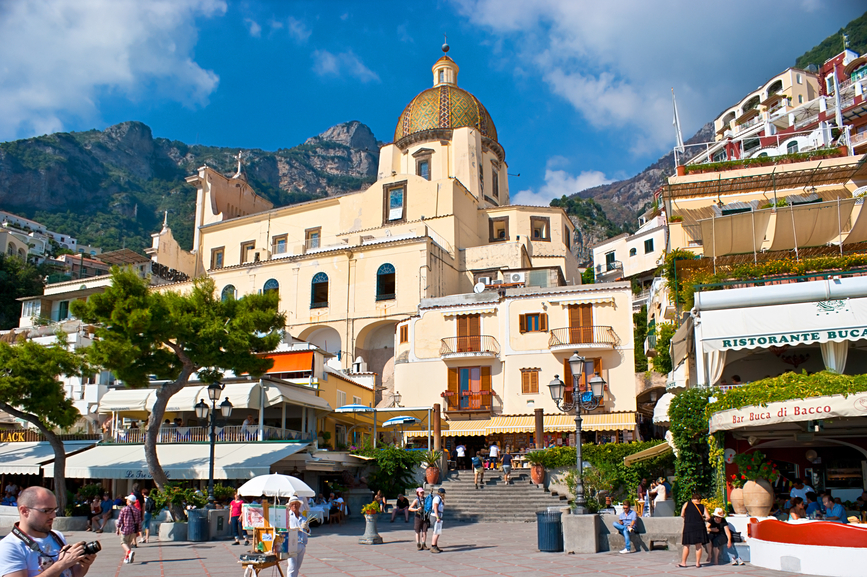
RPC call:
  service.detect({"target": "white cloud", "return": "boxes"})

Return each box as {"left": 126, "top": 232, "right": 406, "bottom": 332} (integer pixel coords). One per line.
{"left": 513, "top": 163, "right": 611, "bottom": 206}
{"left": 0, "top": 0, "right": 226, "bottom": 141}
{"left": 245, "top": 18, "right": 262, "bottom": 37}
{"left": 287, "top": 16, "right": 311, "bottom": 42}
{"left": 312, "top": 49, "right": 380, "bottom": 83}
{"left": 397, "top": 23, "right": 413, "bottom": 43}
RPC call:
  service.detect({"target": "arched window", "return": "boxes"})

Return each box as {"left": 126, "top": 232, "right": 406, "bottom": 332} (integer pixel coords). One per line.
{"left": 629, "top": 248, "right": 637, "bottom": 257}
{"left": 786, "top": 140, "right": 799, "bottom": 154}
{"left": 376, "top": 264, "right": 396, "bottom": 301}
{"left": 263, "top": 279, "right": 279, "bottom": 296}
{"left": 311, "top": 272, "right": 329, "bottom": 308}
{"left": 221, "top": 285, "right": 236, "bottom": 302}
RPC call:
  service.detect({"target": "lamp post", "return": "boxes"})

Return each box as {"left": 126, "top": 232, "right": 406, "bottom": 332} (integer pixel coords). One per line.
{"left": 392, "top": 392, "right": 402, "bottom": 408}
{"left": 195, "top": 382, "right": 233, "bottom": 508}
{"left": 548, "top": 352, "right": 605, "bottom": 515}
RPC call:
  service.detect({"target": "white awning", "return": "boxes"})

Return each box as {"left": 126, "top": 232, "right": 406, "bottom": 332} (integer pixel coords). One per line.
{"left": 45, "top": 442, "right": 310, "bottom": 480}
{"left": 0, "top": 441, "right": 97, "bottom": 475}
{"left": 550, "top": 297, "right": 615, "bottom": 306}
{"left": 442, "top": 307, "right": 497, "bottom": 317}
{"left": 266, "top": 384, "right": 332, "bottom": 415}
{"left": 161, "top": 386, "right": 207, "bottom": 413}
{"left": 699, "top": 296, "right": 867, "bottom": 352}
{"left": 97, "top": 388, "right": 157, "bottom": 414}
{"left": 709, "top": 391, "right": 867, "bottom": 433}
{"left": 653, "top": 393, "right": 676, "bottom": 424}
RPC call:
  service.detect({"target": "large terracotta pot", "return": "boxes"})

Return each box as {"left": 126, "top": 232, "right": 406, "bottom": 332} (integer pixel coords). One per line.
{"left": 425, "top": 466, "right": 441, "bottom": 485}
{"left": 729, "top": 487, "right": 747, "bottom": 515}
{"left": 530, "top": 464, "right": 545, "bottom": 485}
{"left": 742, "top": 479, "right": 774, "bottom": 517}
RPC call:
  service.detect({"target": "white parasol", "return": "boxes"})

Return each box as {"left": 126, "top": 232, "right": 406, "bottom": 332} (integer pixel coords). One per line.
{"left": 237, "top": 473, "right": 316, "bottom": 498}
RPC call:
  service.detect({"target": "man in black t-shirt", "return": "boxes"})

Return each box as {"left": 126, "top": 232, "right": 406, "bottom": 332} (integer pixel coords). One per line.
{"left": 391, "top": 494, "right": 410, "bottom": 523}
{"left": 501, "top": 452, "right": 513, "bottom": 485}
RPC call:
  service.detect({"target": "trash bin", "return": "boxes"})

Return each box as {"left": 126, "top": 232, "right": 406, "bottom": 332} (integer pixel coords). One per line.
{"left": 187, "top": 509, "right": 209, "bottom": 542}
{"left": 536, "top": 510, "right": 563, "bottom": 552}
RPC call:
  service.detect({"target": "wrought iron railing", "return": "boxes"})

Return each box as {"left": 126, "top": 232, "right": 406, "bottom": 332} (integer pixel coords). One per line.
{"left": 440, "top": 335, "right": 500, "bottom": 356}
{"left": 442, "top": 392, "right": 494, "bottom": 412}
{"left": 548, "top": 326, "right": 618, "bottom": 347}
{"left": 108, "top": 425, "right": 312, "bottom": 444}
{"left": 596, "top": 261, "right": 623, "bottom": 274}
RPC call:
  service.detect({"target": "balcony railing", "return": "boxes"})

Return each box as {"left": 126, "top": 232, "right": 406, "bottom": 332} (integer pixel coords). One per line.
{"left": 440, "top": 336, "right": 500, "bottom": 357}
{"left": 108, "top": 425, "right": 312, "bottom": 444}
{"left": 548, "top": 326, "right": 618, "bottom": 348}
{"left": 596, "top": 261, "right": 623, "bottom": 274}
{"left": 443, "top": 392, "right": 493, "bottom": 412}
{"left": 852, "top": 131, "right": 867, "bottom": 146}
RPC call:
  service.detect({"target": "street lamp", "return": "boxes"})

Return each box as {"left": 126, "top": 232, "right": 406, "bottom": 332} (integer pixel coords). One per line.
{"left": 392, "top": 391, "right": 402, "bottom": 408}
{"left": 195, "top": 382, "right": 233, "bottom": 507}
{"left": 548, "top": 351, "right": 605, "bottom": 515}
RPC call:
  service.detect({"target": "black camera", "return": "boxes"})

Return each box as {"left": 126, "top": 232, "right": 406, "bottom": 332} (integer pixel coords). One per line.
{"left": 81, "top": 541, "right": 101, "bottom": 555}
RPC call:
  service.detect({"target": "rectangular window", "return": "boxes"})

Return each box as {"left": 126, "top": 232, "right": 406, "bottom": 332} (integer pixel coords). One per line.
{"left": 521, "top": 369, "right": 539, "bottom": 394}
{"left": 22, "top": 300, "right": 41, "bottom": 318}
{"left": 417, "top": 159, "right": 430, "bottom": 181}
{"left": 334, "top": 423, "right": 347, "bottom": 445}
{"left": 240, "top": 241, "right": 255, "bottom": 264}
{"left": 478, "top": 165, "right": 485, "bottom": 196}
{"left": 531, "top": 217, "right": 550, "bottom": 241}
{"left": 564, "top": 225, "right": 571, "bottom": 248}
{"left": 489, "top": 216, "right": 509, "bottom": 242}
{"left": 399, "top": 325, "right": 409, "bottom": 344}
{"left": 605, "top": 251, "right": 616, "bottom": 270}
{"left": 457, "top": 314, "right": 481, "bottom": 352}
{"left": 568, "top": 304, "right": 594, "bottom": 344}
{"left": 825, "top": 75, "right": 834, "bottom": 94}
{"left": 272, "top": 234, "right": 288, "bottom": 255}
{"left": 352, "top": 396, "right": 362, "bottom": 405}
{"left": 447, "top": 366, "right": 491, "bottom": 410}
{"left": 386, "top": 186, "right": 406, "bottom": 222}
{"left": 492, "top": 168, "right": 499, "bottom": 200}
{"left": 519, "top": 313, "right": 548, "bottom": 333}
{"left": 58, "top": 301, "right": 69, "bottom": 322}
{"left": 798, "top": 94, "right": 804, "bottom": 104}
{"left": 796, "top": 73, "right": 803, "bottom": 84}
{"left": 210, "top": 247, "right": 225, "bottom": 269}
{"left": 644, "top": 238, "right": 654, "bottom": 254}
{"left": 305, "top": 228, "right": 321, "bottom": 250}
{"left": 337, "top": 390, "right": 347, "bottom": 407}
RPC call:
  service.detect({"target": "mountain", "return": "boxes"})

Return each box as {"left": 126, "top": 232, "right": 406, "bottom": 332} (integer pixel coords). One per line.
{"left": 0, "top": 121, "right": 379, "bottom": 253}
{"left": 575, "top": 122, "right": 715, "bottom": 226}
{"left": 796, "top": 11, "right": 867, "bottom": 69}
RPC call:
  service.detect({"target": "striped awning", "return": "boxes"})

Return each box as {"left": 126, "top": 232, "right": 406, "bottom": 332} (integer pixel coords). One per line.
{"left": 485, "top": 413, "right": 636, "bottom": 434}
{"left": 442, "top": 307, "right": 497, "bottom": 317}
{"left": 441, "top": 419, "right": 491, "bottom": 437}
{"left": 549, "top": 297, "right": 614, "bottom": 306}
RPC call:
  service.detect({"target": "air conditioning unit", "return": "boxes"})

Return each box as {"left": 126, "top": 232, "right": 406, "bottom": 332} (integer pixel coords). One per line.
{"left": 509, "top": 272, "right": 526, "bottom": 283}
{"left": 478, "top": 277, "right": 492, "bottom": 285}
{"left": 490, "top": 279, "right": 504, "bottom": 285}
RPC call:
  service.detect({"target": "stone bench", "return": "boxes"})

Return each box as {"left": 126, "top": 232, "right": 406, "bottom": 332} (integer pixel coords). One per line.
{"left": 598, "top": 514, "right": 684, "bottom": 552}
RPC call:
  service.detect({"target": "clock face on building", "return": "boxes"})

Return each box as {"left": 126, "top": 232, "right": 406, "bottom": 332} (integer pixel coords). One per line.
{"left": 724, "top": 449, "right": 737, "bottom": 464}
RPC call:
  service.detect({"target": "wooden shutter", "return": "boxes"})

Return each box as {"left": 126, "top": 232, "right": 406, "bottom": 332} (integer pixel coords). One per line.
{"left": 522, "top": 370, "right": 538, "bottom": 394}
{"left": 540, "top": 313, "right": 548, "bottom": 332}
{"left": 447, "top": 367, "right": 459, "bottom": 410}
{"left": 569, "top": 304, "right": 593, "bottom": 343}
{"left": 521, "top": 371, "right": 529, "bottom": 394}
{"left": 480, "top": 366, "right": 491, "bottom": 409}
{"left": 563, "top": 358, "right": 574, "bottom": 405}
{"left": 519, "top": 314, "right": 527, "bottom": 333}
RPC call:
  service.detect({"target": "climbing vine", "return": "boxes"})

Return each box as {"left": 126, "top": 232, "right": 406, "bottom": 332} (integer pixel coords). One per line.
{"left": 669, "top": 387, "right": 714, "bottom": 507}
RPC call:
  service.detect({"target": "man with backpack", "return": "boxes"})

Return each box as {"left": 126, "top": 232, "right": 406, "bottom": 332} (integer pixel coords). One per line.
{"left": 472, "top": 454, "right": 485, "bottom": 489}
{"left": 408, "top": 487, "right": 430, "bottom": 550}
{"left": 430, "top": 488, "right": 445, "bottom": 553}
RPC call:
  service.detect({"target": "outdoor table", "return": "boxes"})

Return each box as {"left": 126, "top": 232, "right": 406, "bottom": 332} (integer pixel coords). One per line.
{"left": 240, "top": 557, "right": 285, "bottom": 577}
{"left": 307, "top": 504, "right": 329, "bottom": 524}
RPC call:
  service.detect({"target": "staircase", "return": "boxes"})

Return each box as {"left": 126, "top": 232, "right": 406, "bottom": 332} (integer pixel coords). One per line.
{"left": 428, "top": 469, "right": 569, "bottom": 523}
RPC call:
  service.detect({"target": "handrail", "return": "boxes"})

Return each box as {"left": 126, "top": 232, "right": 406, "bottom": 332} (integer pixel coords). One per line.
{"left": 548, "top": 326, "right": 618, "bottom": 347}
{"left": 693, "top": 267, "right": 867, "bottom": 292}
{"left": 108, "top": 425, "right": 312, "bottom": 444}
{"left": 444, "top": 394, "right": 493, "bottom": 412}
{"left": 440, "top": 335, "right": 500, "bottom": 356}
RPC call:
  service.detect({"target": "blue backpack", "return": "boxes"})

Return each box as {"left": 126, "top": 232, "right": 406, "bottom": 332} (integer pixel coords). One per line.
{"left": 423, "top": 493, "right": 434, "bottom": 517}
{"left": 471, "top": 456, "right": 482, "bottom": 469}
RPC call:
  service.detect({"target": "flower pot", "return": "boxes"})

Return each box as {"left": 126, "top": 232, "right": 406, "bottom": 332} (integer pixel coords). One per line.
{"left": 730, "top": 487, "right": 747, "bottom": 515}
{"left": 742, "top": 479, "right": 774, "bottom": 517}
{"left": 530, "top": 464, "right": 545, "bottom": 485}
{"left": 425, "top": 465, "right": 440, "bottom": 485}
{"left": 159, "top": 521, "right": 188, "bottom": 542}
{"left": 358, "top": 514, "right": 383, "bottom": 545}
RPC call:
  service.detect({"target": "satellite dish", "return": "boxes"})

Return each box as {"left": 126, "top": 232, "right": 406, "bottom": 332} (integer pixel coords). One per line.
{"left": 473, "top": 282, "right": 485, "bottom": 293}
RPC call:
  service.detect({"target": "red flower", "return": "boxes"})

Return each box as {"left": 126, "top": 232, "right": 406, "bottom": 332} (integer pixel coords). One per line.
{"left": 741, "top": 475, "right": 746, "bottom": 480}
{"left": 747, "top": 466, "right": 751, "bottom": 470}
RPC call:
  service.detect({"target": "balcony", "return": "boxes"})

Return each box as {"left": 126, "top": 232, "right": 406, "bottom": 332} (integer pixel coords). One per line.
{"left": 440, "top": 336, "right": 500, "bottom": 358}
{"left": 442, "top": 392, "right": 493, "bottom": 413}
{"left": 595, "top": 260, "right": 623, "bottom": 281}
{"left": 548, "top": 326, "right": 618, "bottom": 351}
{"left": 107, "top": 425, "right": 313, "bottom": 444}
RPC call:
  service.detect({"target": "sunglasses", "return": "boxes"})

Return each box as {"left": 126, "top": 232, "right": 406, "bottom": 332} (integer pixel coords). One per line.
{"left": 28, "top": 507, "right": 58, "bottom": 515}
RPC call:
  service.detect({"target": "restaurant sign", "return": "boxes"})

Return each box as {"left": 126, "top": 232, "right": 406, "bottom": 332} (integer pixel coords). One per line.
{"left": 0, "top": 431, "right": 27, "bottom": 442}
{"left": 709, "top": 391, "right": 867, "bottom": 433}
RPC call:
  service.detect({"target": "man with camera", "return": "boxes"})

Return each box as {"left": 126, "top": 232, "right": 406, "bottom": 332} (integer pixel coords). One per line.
{"left": 0, "top": 486, "right": 98, "bottom": 577}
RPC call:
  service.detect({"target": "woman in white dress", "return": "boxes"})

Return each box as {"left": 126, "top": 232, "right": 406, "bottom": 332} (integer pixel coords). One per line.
{"left": 287, "top": 496, "right": 309, "bottom": 577}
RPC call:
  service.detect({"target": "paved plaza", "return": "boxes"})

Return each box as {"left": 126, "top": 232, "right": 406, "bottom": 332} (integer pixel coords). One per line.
{"left": 53, "top": 519, "right": 821, "bottom": 577}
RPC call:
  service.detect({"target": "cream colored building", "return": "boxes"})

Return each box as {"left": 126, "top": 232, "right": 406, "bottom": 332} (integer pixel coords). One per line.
{"left": 148, "top": 50, "right": 581, "bottom": 403}
{"left": 393, "top": 282, "right": 638, "bottom": 446}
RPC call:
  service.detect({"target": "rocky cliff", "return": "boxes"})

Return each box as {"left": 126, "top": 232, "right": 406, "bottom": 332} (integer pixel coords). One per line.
{"left": 0, "top": 121, "right": 379, "bottom": 252}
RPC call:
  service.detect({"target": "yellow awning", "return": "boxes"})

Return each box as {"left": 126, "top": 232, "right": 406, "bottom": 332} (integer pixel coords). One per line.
{"left": 623, "top": 442, "right": 672, "bottom": 467}
{"left": 550, "top": 297, "right": 614, "bottom": 306}
{"left": 443, "top": 308, "right": 497, "bottom": 317}
{"left": 485, "top": 413, "right": 636, "bottom": 434}
{"left": 441, "top": 419, "right": 491, "bottom": 437}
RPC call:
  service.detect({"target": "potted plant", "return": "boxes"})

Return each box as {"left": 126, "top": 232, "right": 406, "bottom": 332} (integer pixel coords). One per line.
{"left": 421, "top": 450, "right": 443, "bottom": 484}
{"left": 734, "top": 450, "right": 779, "bottom": 517}
{"left": 525, "top": 450, "right": 546, "bottom": 485}
{"left": 729, "top": 473, "right": 748, "bottom": 515}
{"left": 358, "top": 501, "right": 383, "bottom": 545}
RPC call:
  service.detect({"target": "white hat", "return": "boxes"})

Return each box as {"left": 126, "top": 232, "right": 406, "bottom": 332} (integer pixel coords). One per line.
{"left": 288, "top": 496, "right": 302, "bottom": 504}
{"left": 126, "top": 494, "right": 137, "bottom": 502}
{"left": 713, "top": 507, "right": 726, "bottom": 517}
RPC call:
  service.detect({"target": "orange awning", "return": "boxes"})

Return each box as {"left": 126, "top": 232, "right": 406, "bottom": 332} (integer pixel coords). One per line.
{"left": 265, "top": 351, "right": 314, "bottom": 373}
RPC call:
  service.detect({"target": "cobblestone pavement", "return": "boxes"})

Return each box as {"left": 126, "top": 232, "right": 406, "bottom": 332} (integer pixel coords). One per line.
{"left": 60, "top": 519, "right": 820, "bottom": 577}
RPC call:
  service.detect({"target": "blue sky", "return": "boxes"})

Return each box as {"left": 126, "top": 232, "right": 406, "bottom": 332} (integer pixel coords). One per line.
{"left": 0, "top": 1, "right": 864, "bottom": 207}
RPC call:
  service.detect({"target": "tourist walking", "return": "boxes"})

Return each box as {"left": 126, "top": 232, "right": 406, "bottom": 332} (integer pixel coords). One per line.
{"left": 408, "top": 487, "right": 430, "bottom": 550}
{"left": 501, "top": 451, "right": 513, "bottom": 485}
{"left": 287, "top": 496, "right": 308, "bottom": 577}
{"left": 142, "top": 489, "right": 154, "bottom": 544}
{"left": 678, "top": 493, "right": 709, "bottom": 568}
{"left": 488, "top": 442, "right": 500, "bottom": 470}
{"left": 0, "top": 487, "right": 97, "bottom": 577}
{"left": 612, "top": 499, "right": 637, "bottom": 553}
{"left": 472, "top": 454, "right": 484, "bottom": 489}
{"left": 230, "top": 493, "right": 248, "bottom": 546}
{"left": 455, "top": 444, "right": 467, "bottom": 470}
{"left": 116, "top": 495, "right": 142, "bottom": 564}
{"left": 430, "top": 488, "right": 445, "bottom": 553}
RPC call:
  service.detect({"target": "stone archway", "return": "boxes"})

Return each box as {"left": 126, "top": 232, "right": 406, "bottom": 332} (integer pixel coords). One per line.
{"left": 354, "top": 321, "right": 398, "bottom": 406}
{"left": 300, "top": 325, "right": 343, "bottom": 367}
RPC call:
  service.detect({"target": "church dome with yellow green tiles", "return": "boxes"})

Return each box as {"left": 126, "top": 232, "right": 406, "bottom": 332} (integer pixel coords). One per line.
{"left": 394, "top": 47, "right": 498, "bottom": 146}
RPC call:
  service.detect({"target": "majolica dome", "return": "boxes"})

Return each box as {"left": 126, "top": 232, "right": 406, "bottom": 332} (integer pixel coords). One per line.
{"left": 394, "top": 53, "right": 498, "bottom": 144}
